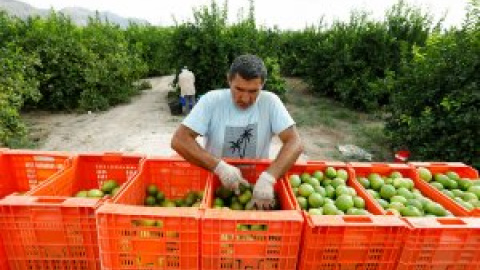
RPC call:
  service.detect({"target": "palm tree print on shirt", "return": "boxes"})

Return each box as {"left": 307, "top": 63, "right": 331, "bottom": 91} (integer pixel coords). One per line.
{"left": 223, "top": 124, "right": 257, "bottom": 158}
{"left": 228, "top": 140, "right": 242, "bottom": 156}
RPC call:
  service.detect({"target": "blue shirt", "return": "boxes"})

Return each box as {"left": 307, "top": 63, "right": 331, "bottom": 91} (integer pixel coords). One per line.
{"left": 182, "top": 89, "right": 295, "bottom": 158}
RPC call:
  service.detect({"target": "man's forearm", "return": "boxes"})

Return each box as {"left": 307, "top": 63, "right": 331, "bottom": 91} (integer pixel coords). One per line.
{"left": 171, "top": 131, "right": 219, "bottom": 172}
{"left": 266, "top": 137, "right": 304, "bottom": 179}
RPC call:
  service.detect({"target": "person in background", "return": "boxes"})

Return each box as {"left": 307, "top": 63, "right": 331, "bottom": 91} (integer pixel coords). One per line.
{"left": 171, "top": 54, "right": 303, "bottom": 210}
{"left": 178, "top": 66, "right": 196, "bottom": 114}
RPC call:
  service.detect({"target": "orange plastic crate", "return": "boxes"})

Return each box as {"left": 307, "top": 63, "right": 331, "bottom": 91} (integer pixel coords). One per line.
{"left": 348, "top": 162, "right": 467, "bottom": 216}
{"left": 31, "top": 152, "right": 143, "bottom": 197}
{"left": 0, "top": 241, "right": 7, "bottom": 270}
{"left": 0, "top": 149, "right": 72, "bottom": 199}
{"left": 0, "top": 150, "right": 6, "bottom": 270}
{"left": 349, "top": 163, "right": 480, "bottom": 269}
{"left": 283, "top": 161, "right": 407, "bottom": 270}
{"left": 96, "top": 158, "right": 211, "bottom": 270}
{"left": 299, "top": 215, "right": 407, "bottom": 270}
{"left": 202, "top": 159, "right": 304, "bottom": 270}
{"left": 0, "top": 149, "right": 7, "bottom": 270}
{"left": 397, "top": 217, "right": 480, "bottom": 270}
{"left": 409, "top": 162, "right": 480, "bottom": 216}
{"left": 0, "top": 152, "right": 144, "bottom": 270}
{"left": 0, "top": 149, "right": 72, "bottom": 270}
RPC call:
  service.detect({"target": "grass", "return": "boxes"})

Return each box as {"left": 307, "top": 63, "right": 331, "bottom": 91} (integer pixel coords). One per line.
{"left": 352, "top": 123, "right": 392, "bottom": 161}
{"left": 4, "top": 134, "right": 38, "bottom": 149}
{"left": 286, "top": 84, "right": 365, "bottom": 128}
{"left": 11, "top": 117, "right": 51, "bottom": 149}
{"left": 284, "top": 78, "right": 392, "bottom": 161}
{"left": 134, "top": 79, "right": 153, "bottom": 90}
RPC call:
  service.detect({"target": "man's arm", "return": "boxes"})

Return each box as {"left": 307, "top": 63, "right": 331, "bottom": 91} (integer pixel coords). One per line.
{"left": 247, "top": 125, "right": 303, "bottom": 209}
{"left": 171, "top": 124, "right": 219, "bottom": 171}
{"left": 266, "top": 125, "right": 304, "bottom": 179}
{"left": 171, "top": 124, "right": 249, "bottom": 193}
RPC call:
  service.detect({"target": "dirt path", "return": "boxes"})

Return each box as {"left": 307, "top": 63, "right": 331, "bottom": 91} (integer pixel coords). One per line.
{"left": 23, "top": 76, "right": 291, "bottom": 158}
{"left": 24, "top": 76, "right": 182, "bottom": 156}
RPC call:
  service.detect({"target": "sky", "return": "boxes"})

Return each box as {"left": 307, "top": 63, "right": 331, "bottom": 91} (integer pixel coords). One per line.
{"left": 20, "top": 0, "right": 469, "bottom": 30}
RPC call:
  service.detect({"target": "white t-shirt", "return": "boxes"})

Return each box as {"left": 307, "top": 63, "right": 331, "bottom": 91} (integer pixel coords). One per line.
{"left": 182, "top": 89, "right": 295, "bottom": 158}
{"left": 178, "top": 69, "right": 196, "bottom": 96}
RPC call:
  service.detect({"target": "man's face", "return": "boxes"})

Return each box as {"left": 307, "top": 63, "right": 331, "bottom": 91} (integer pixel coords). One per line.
{"left": 229, "top": 74, "right": 263, "bottom": 110}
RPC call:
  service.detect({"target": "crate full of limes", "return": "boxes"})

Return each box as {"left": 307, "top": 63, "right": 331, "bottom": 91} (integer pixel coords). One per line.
{"left": 144, "top": 183, "right": 203, "bottom": 207}
{"left": 288, "top": 166, "right": 378, "bottom": 215}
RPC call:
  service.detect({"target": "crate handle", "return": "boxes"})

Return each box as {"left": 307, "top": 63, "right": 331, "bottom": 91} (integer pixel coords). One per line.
{"left": 342, "top": 216, "right": 373, "bottom": 223}
{"left": 371, "top": 163, "right": 390, "bottom": 167}
{"left": 171, "top": 161, "right": 195, "bottom": 168}
{"left": 32, "top": 155, "right": 56, "bottom": 162}
{"left": 368, "top": 163, "right": 408, "bottom": 168}
{"left": 427, "top": 162, "right": 466, "bottom": 166}
{"left": 437, "top": 218, "right": 466, "bottom": 226}
{"left": 35, "top": 197, "right": 67, "bottom": 204}
{"left": 30, "top": 206, "right": 63, "bottom": 220}
{"left": 307, "top": 161, "right": 327, "bottom": 165}
{"left": 131, "top": 219, "right": 163, "bottom": 228}
{"left": 236, "top": 223, "right": 268, "bottom": 231}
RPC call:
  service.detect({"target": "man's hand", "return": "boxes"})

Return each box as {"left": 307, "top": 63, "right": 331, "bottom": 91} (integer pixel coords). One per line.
{"left": 214, "top": 160, "right": 250, "bottom": 194}
{"left": 247, "top": 172, "right": 276, "bottom": 210}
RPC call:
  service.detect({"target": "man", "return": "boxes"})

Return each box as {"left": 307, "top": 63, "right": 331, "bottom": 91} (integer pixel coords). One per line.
{"left": 171, "top": 54, "right": 303, "bottom": 209}
{"left": 178, "top": 66, "right": 196, "bottom": 114}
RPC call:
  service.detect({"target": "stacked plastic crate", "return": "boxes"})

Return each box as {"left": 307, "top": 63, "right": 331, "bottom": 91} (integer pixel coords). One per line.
{"left": 0, "top": 152, "right": 144, "bottom": 270}
{"left": 0, "top": 149, "right": 72, "bottom": 270}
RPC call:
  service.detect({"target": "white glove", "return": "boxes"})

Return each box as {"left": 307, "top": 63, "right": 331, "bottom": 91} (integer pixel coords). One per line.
{"left": 214, "top": 160, "right": 250, "bottom": 194}
{"left": 247, "top": 172, "right": 276, "bottom": 210}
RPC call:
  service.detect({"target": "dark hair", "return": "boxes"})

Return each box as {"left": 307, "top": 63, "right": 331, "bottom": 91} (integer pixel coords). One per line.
{"left": 228, "top": 54, "right": 267, "bottom": 83}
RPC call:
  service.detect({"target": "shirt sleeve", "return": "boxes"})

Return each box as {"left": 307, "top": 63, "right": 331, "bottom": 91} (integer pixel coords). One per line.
{"left": 182, "top": 92, "right": 212, "bottom": 136}
{"left": 269, "top": 93, "right": 295, "bottom": 134}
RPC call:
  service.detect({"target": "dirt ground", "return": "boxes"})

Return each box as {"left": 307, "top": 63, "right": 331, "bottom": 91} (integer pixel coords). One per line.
{"left": 23, "top": 76, "right": 333, "bottom": 160}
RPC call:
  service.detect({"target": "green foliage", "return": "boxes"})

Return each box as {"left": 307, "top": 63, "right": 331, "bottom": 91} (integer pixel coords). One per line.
{"left": 16, "top": 12, "right": 147, "bottom": 111}
{"left": 256, "top": 28, "right": 283, "bottom": 61}
{"left": 0, "top": 43, "right": 40, "bottom": 146}
{"left": 0, "top": 12, "right": 39, "bottom": 146}
{"left": 169, "top": 1, "right": 230, "bottom": 94}
{"left": 386, "top": 3, "right": 480, "bottom": 167}
{"left": 138, "top": 80, "right": 152, "bottom": 90}
{"left": 125, "top": 24, "right": 174, "bottom": 76}
{"left": 1, "top": 0, "right": 478, "bottom": 168}
{"left": 79, "top": 15, "right": 147, "bottom": 111}
{"left": 168, "top": 0, "right": 287, "bottom": 98}
{"left": 20, "top": 13, "right": 95, "bottom": 110}
{"left": 0, "top": 11, "right": 148, "bottom": 145}
{"left": 0, "top": 11, "right": 21, "bottom": 41}
{"left": 263, "top": 57, "right": 287, "bottom": 97}
{"left": 280, "top": 27, "right": 322, "bottom": 77}
{"left": 304, "top": 1, "right": 436, "bottom": 111}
